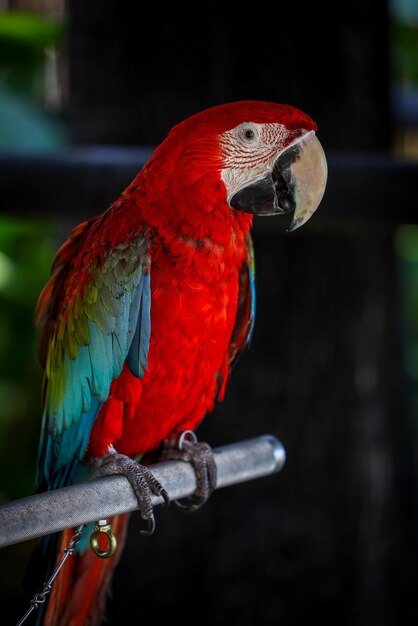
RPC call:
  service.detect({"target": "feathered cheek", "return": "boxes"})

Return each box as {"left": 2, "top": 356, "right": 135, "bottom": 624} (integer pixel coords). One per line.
{"left": 225, "top": 131, "right": 327, "bottom": 230}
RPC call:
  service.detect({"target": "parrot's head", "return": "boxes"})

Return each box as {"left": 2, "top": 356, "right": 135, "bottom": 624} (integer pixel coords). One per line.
{"left": 140, "top": 100, "right": 327, "bottom": 234}
{"left": 218, "top": 101, "right": 327, "bottom": 231}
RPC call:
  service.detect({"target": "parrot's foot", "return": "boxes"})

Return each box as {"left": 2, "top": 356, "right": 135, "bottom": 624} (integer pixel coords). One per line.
{"left": 93, "top": 452, "right": 169, "bottom": 535}
{"left": 160, "top": 431, "right": 217, "bottom": 512}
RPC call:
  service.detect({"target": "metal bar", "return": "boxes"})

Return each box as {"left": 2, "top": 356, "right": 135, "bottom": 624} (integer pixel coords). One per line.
{"left": 0, "top": 435, "right": 285, "bottom": 548}
{"left": 0, "top": 148, "right": 417, "bottom": 224}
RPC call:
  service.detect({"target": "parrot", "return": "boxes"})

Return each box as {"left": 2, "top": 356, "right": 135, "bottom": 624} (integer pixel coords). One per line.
{"left": 29, "top": 100, "right": 327, "bottom": 626}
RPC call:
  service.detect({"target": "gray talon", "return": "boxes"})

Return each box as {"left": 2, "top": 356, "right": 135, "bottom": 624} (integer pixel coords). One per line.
{"left": 160, "top": 488, "right": 170, "bottom": 507}
{"left": 141, "top": 516, "right": 156, "bottom": 536}
{"left": 93, "top": 452, "right": 167, "bottom": 532}
{"left": 160, "top": 433, "right": 217, "bottom": 511}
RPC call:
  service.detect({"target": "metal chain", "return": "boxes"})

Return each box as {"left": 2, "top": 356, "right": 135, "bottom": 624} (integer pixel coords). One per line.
{"left": 15, "top": 525, "right": 85, "bottom": 626}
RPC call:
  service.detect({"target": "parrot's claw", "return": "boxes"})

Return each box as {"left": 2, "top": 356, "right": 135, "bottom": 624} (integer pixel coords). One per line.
{"left": 160, "top": 430, "right": 217, "bottom": 512}
{"left": 93, "top": 452, "right": 169, "bottom": 535}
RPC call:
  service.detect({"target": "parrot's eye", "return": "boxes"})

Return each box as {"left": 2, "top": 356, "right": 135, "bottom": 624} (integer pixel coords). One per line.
{"left": 241, "top": 128, "right": 256, "bottom": 143}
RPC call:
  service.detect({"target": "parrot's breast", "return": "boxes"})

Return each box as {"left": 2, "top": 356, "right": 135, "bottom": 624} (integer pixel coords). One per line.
{"left": 88, "top": 232, "right": 246, "bottom": 458}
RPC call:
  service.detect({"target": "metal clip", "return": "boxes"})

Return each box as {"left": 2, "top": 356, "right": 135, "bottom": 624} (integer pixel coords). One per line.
{"left": 90, "top": 519, "right": 117, "bottom": 558}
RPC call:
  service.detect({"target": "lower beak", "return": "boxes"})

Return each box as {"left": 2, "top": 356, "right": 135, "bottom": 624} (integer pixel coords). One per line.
{"left": 230, "top": 130, "right": 327, "bottom": 231}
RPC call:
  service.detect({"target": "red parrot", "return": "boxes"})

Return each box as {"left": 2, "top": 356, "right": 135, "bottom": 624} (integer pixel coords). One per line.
{"left": 31, "top": 101, "right": 327, "bottom": 626}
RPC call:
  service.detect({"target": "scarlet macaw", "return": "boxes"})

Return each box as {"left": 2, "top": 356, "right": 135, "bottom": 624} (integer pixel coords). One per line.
{"left": 33, "top": 101, "right": 327, "bottom": 626}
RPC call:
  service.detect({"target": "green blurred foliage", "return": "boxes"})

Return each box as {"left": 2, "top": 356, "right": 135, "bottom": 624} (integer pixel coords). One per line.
{"left": 0, "top": 12, "right": 65, "bottom": 100}
{"left": 391, "top": 17, "right": 418, "bottom": 85}
{"left": 0, "top": 219, "right": 57, "bottom": 498}
{"left": 0, "top": 12, "right": 63, "bottom": 45}
{"left": 395, "top": 227, "right": 418, "bottom": 386}
{"left": 0, "top": 218, "right": 57, "bottom": 598}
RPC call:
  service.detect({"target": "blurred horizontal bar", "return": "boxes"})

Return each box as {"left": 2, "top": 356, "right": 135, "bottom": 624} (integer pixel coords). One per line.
{"left": 0, "top": 435, "right": 285, "bottom": 548}
{"left": 0, "top": 148, "right": 417, "bottom": 225}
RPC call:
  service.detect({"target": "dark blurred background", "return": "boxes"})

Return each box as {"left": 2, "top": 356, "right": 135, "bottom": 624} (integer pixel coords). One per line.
{"left": 1, "top": 1, "right": 418, "bottom": 625}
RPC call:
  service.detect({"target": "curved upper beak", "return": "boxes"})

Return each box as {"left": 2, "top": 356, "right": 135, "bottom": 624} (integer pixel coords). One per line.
{"left": 230, "top": 130, "right": 327, "bottom": 231}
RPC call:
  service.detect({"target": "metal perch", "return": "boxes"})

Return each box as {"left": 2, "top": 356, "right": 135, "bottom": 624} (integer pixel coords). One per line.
{"left": 0, "top": 435, "right": 285, "bottom": 549}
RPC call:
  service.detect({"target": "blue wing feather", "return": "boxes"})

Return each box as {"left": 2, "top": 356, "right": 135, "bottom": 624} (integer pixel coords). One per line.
{"left": 228, "top": 233, "right": 256, "bottom": 367}
{"left": 126, "top": 272, "right": 151, "bottom": 378}
{"left": 247, "top": 249, "right": 256, "bottom": 345}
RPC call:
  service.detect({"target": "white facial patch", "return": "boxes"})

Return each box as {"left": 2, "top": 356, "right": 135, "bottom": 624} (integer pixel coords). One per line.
{"left": 220, "top": 122, "right": 290, "bottom": 202}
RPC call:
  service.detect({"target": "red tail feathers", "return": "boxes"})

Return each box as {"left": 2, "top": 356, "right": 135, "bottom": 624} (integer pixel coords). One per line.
{"left": 43, "top": 514, "right": 128, "bottom": 626}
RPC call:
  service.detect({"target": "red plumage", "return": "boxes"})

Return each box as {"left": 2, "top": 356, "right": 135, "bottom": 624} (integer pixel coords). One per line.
{"left": 88, "top": 193, "right": 252, "bottom": 457}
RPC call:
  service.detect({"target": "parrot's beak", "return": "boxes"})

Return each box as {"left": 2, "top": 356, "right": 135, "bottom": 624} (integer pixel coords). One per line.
{"left": 230, "top": 130, "right": 327, "bottom": 231}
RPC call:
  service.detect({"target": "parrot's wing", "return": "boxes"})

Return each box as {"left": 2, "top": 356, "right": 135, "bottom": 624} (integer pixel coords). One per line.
{"left": 228, "top": 233, "right": 256, "bottom": 366}
{"left": 35, "top": 207, "right": 151, "bottom": 490}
